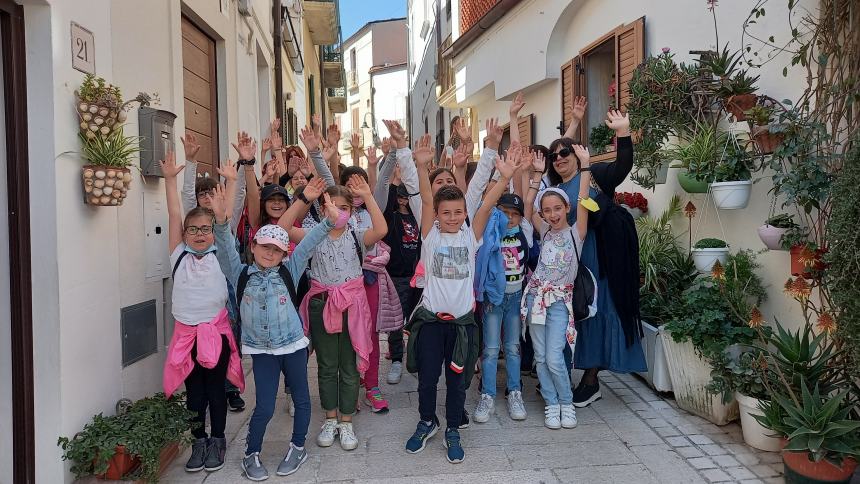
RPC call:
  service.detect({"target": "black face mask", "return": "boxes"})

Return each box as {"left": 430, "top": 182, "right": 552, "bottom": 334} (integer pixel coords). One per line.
{"left": 546, "top": 148, "right": 572, "bottom": 163}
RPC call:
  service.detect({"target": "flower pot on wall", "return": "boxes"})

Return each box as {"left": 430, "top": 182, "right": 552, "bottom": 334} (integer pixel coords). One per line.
{"left": 711, "top": 180, "right": 752, "bottom": 210}
{"left": 82, "top": 165, "right": 132, "bottom": 206}
{"left": 660, "top": 331, "right": 739, "bottom": 425}
{"left": 757, "top": 224, "right": 788, "bottom": 250}
{"left": 96, "top": 445, "right": 140, "bottom": 480}
{"left": 735, "top": 392, "right": 781, "bottom": 452}
{"left": 655, "top": 163, "right": 670, "bottom": 185}
{"left": 636, "top": 321, "right": 673, "bottom": 392}
{"left": 782, "top": 447, "right": 857, "bottom": 484}
{"left": 76, "top": 99, "right": 125, "bottom": 140}
{"left": 725, "top": 94, "right": 758, "bottom": 121}
{"left": 677, "top": 170, "right": 709, "bottom": 194}
{"left": 621, "top": 205, "right": 643, "bottom": 220}
{"left": 691, "top": 247, "right": 729, "bottom": 272}
{"left": 790, "top": 245, "right": 826, "bottom": 278}
{"left": 751, "top": 125, "right": 784, "bottom": 154}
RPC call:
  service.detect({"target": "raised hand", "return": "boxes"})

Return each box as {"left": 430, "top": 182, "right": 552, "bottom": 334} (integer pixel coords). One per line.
{"left": 604, "top": 109, "right": 630, "bottom": 136}
{"left": 383, "top": 120, "right": 407, "bottom": 148}
{"left": 298, "top": 158, "right": 312, "bottom": 177}
{"left": 261, "top": 137, "right": 273, "bottom": 154}
{"left": 381, "top": 137, "right": 392, "bottom": 156}
{"left": 271, "top": 128, "right": 283, "bottom": 151}
{"left": 273, "top": 157, "right": 287, "bottom": 181}
{"left": 180, "top": 132, "right": 201, "bottom": 161}
{"left": 572, "top": 144, "right": 591, "bottom": 168}
{"left": 210, "top": 183, "right": 229, "bottom": 222}
{"left": 365, "top": 146, "right": 380, "bottom": 167}
{"left": 509, "top": 92, "right": 526, "bottom": 116}
{"left": 485, "top": 118, "right": 503, "bottom": 149}
{"left": 346, "top": 174, "right": 372, "bottom": 198}
{"left": 299, "top": 125, "right": 320, "bottom": 152}
{"left": 532, "top": 149, "right": 546, "bottom": 174}
{"left": 231, "top": 131, "right": 257, "bottom": 161}
{"left": 302, "top": 177, "right": 326, "bottom": 202}
{"left": 326, "top": 123, "right": 341, "bottom": 148}
{"left": 322, "top": 193, "right": 339, "bottom": 224}
{"left": 261, "top": 160, "right": 277, "bottom": 184}
{"left": 321, "top": 139, "right": 339, "bottom": 163}
{"left": 216, "top": 159, "right": 238, "bottom": 181}
{"left": 270, "top": 118, "right": 282, "bottom": 137}
{"left": 454, "top": 117, "right": 472, "bottom": 142}
{"left": 437, "top": 150, "right": 452, "bottom": 169}
{"left": 159, "top": 151, "right": 185, "bottom": 178}
{"left": 350, "top": 132, "right": 362, "bottom": 153}
{"left": 572, "top": 96, "right": 588, "bottom": 122}
{"left": 287, "top": 155, "right": 301, "bottom": 176}
{"left": 312, "top": 113, "right": 322, "bottom": 134}
{"left": 496, "top": 149, "right": 523, "bottom": 180}
{"left": 412, "top": 133, "right": 435, "bottom": 169}
{"left": 453, "top": 144, "right": 470, "bottom": 170}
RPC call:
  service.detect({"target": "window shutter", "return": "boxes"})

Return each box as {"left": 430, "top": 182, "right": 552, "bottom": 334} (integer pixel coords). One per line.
{"left": 560, "top": 56, "right": 583, "bottom": 138}
{"left": 616, "top": 17, "right": 645, "bottom": 111}
{"left": 517, "top": 113, "right": 534, "bottom": 146}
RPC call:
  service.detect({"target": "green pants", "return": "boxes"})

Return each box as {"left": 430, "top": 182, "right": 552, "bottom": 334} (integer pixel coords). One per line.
{"left": 309, "top": 296, "right": 359, "bottom": 415}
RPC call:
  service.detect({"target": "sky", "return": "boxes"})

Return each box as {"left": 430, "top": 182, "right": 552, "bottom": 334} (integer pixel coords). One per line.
{"left": 339, "top": 0, "right": 407, "bottom": 41}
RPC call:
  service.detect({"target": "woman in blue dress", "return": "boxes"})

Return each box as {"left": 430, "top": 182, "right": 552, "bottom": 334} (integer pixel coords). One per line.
{"left": 545, "top": 109, "right": 646, "bottom": 407}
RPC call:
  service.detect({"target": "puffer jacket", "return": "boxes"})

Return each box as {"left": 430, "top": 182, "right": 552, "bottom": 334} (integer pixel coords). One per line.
{"left": 363, "top": 241, "right": 404, "bottom": 332}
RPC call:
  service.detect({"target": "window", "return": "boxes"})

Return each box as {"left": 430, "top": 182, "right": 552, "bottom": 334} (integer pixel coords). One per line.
{"left": 284, "top": 107, "right": 299, "bottom": 145}
{"left": 561, "top": 17, "right": 644, "bottom": 161}
{"left": 350, "top": 47, "right": 356, "bottom": 72}
{"left": 446, "top": 0, "right": 451, "bottom": 20}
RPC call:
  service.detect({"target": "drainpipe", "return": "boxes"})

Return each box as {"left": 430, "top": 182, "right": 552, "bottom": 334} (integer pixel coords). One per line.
{"left": 273, "top": 1, "right": 284, "bottom": 125}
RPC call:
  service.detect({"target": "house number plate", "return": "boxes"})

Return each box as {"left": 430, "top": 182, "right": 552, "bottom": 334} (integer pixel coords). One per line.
{"left": 71, "top": 22, "right": 95, "bottom": 75}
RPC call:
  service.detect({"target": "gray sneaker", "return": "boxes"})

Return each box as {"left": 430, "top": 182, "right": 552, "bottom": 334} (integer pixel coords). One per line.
{"left": 473, "top": 394, "right": 494, "bottom": 423}
{"left": 204, "top": 437, "right": 226, "bottom": 471}
{"left": 507, "top": 390, "right": 528, "bottom": 421}
{"left": 185, "top": 437, "right": 207, "bottom": 472}
{"left": 276, "top": 443, "right": 308, "bottom": 476}
{"left": 242, "top": 452, "right": 269, "bottom": 481}
{"left": 387, "top": 361, "right": 403, "bottom": 384}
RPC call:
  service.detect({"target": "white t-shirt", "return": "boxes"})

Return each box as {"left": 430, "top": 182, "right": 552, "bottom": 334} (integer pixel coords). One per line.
{"left": 528, "top": 225, "right": 584, "bottom": 295}
{"left": 170, "top": 244, "right": 229, "bottom": 326}
{"left": 309, "top": 228, "right": 368, "bottom": 285}
{"left": 420, "top": 222, "right": 481, "bottom": 318}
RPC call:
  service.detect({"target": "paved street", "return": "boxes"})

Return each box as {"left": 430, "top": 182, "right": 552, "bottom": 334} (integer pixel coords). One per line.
{"left": 153, "top": 337, "right": 785, "bottom": 484}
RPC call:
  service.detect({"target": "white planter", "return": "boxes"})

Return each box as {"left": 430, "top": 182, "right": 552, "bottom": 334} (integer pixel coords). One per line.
{"left": 735, "top": 392, "right": 782, "bottom": 452}
{"left": 636, "top": 321, "right": 673, "bottom": 392}
{"left": 691, "top": 247, "right": 729, "bottom": 272}
{"left": 655, "top": 163, "right": 670, "bottom": 184}
{"left": 660, "top": 332, "right": 739, "bottom": 425}
{"left": 710, "top": 180, "right": 752, "bottom": 210}
{"left": 621, "top": 205, "right": 644, "bottom": 220}
{"left": 757, "top": 224, "right": 788, "bottom": 251}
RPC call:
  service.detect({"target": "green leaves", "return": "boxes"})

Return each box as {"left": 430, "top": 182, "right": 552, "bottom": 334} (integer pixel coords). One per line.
{"left": 79, "top": 125, "right": 142, "bottom": 168}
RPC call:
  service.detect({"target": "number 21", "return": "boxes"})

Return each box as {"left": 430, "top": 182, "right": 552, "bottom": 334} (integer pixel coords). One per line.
{"left": 76, "top": 37, "right": 88, "bottom": 62}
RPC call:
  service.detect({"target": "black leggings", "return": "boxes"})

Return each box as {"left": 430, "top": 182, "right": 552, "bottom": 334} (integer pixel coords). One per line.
{"left": 186, "top": 335, "right": 230, "bottom": 439}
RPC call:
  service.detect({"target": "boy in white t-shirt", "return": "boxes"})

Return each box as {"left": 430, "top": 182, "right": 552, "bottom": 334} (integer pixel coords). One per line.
{"left": 403, "top": 134, "right": 523, "bottom": 464}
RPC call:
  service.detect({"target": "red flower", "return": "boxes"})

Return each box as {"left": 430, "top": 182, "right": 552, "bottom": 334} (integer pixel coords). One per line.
{"left": 614, "top": 192, "right": 648, "bottom": 212}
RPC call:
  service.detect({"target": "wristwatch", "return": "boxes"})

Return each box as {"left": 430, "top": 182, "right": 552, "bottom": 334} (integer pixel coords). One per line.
{"left": 238, "top": 157, "right": 256, "bottom": 166}
{"left": 579, "top": 167, "right": 591, "bottom": 172}
{"left": 297, "top": 192, "right": 311, "bottom": 205}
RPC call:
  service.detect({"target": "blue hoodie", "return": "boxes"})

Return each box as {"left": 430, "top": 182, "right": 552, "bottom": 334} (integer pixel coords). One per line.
{"left": 474, "top": 207, "right": 509, "bottom": 305}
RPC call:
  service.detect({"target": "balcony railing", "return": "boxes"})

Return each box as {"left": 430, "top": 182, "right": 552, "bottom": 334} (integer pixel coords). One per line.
{"left": 327, "top": 87, "right": 347, "bottom": 113}
{"left": 323, "top": 50, "right": 342, "bottom": 63}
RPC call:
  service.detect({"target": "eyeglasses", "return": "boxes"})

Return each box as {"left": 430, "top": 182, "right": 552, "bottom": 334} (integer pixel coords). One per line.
{"left": 184, "top": 225, "right": 213, "bottom": 235}
{"left": 197, "top": 189, "right": 215, "bottom": 199}
{"left": 546, "top": 148, "right": 572, "bottom": 163}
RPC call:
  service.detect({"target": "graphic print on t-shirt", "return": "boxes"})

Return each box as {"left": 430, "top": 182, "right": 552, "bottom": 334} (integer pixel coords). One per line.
{"left": 401, "top": 218, "right": 419, "bottom": 249}
{"left": 502, "top": 246, "right": 520, "bottom": 272}
{"left": 431, "top": 246, "right": 471, "bottom": 280}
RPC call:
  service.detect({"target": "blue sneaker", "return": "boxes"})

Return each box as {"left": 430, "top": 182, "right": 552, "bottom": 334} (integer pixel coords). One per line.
{"left": 443, "top": 428, "right": 465, "bottom": 463}
{"left": 405, "top": 418, "right": 438, "bottom": 454}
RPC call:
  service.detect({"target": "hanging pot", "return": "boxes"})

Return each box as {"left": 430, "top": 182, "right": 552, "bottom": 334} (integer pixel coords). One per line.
{"left": 752, "top": 125, "right": 784, "bottom": 154}
{"left": 790, "top": 245, "right": 826, "bottom": 279}
{"left": 691, "top": 247, "right": 729, "bottom": 272}
{"left": 724, "top": 94, "right": 758, "bottom": 121}
{"left": 757, "top": 224, "right": 788, "bottom": 250}
{"left": 82, "top": 165, "right": 132, "bottom": 206}
{"left": 710, "top": 180, "right": 752, "bottom": 210}
{"left": 677, "top": 170, "right": 709, "bottom": 194}
{"left": 735, "top": 392, "right": 782, "bottom": 452}
{"left": 782, "top": 441, "right": 857, "bottom": 484}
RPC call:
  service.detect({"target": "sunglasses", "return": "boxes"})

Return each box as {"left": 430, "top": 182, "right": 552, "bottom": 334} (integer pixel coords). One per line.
{"left": 546, "top": 148, "right": 572, "bottom": 163}
{"left": 184, "top": 225, "right": 213, "bottom": 235}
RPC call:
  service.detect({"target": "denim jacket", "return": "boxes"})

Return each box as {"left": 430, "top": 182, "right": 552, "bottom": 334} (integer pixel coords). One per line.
{"left": 214, "top": 218, "right": 334, "bottom": 350}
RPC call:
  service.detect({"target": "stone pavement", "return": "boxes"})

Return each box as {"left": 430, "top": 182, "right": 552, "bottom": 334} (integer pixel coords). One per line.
{"left": 159, "top": 338, "right": 786, "bottom": 484}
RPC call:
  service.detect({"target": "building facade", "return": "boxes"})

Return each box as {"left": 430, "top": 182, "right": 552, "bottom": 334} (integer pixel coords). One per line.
{"left": 0, "top": 0, "right": 344, "bottom": 482}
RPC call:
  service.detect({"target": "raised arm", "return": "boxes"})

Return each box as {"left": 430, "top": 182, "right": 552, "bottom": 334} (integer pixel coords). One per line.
{"left": 232, "top": 131, "right": 260, "bottom": 226}
{"left": 210, "top": 183, "right": 244, "bottom": 288}
{"left": 300, "top": 125, "right": 336, "bottom": 187}
{"left": 466, "top": 118, "right": 501, "bottom": 220}
{"left": 325, "top": 123, "right": 342, "bottom": 181}
{"left": 563, "top": 96, "right": 587, "bottom": 140}
{"left": 285, "top": 190, "right": 337, "bottom": 279}
{"left": 524, "top": 150, "right": 546, "bottom": 233}
{"left": 413, "top": 133, "right": 436, "bottom": 238}
{"left": 473, "top": 147, "right": 523, "bottom": 238}
{"left": 215, "top": 160, "right": 239, "bottom": 223}
{"left": 350, "top": 132, "right": 362, "bottom": 167}
{"left": 160, "top": 151, "right": 186, "bottom": 253}
{"left": 371, "top": 146, "right": 397, "bottom": 210}
{"left": 508, "top": 92, "right": 526, "bottom": 147}
{"left": 277, "top": 177, "right": 326, "bottom": 243}
{"left": 366, "top": 145, "right": 379, "bottom": 197}
{"left": 230, "top": 165, "right": 247, "bottom": 234}
{"left": 572, "top": 145, "right": 592, "bottom": 241}
{"left": 180, "top": 132, "right": 200, "bottom": 215}
{"left": 592, "top": 110, "right": 633, "bottom": 193}
{"left": 347, "top": 174, "right": 387, "bottom": 247}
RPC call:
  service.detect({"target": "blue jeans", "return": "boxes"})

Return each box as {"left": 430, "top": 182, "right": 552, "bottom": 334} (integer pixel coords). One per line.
{"left": 526, "top": 294, "right": 573, "bottom": 405}
{"left": 246, "top": 349, "right": 311, "bottom": 453}
{"left": 481, "top": 291, "right": 522, "bottom": 397}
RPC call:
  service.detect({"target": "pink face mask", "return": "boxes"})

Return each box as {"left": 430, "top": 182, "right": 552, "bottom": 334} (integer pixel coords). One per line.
{"left": 352, "top": 196, "right": 364, "bottom": 207}
{"left": 334, "top": 209, "right": 350, "bottom": 229}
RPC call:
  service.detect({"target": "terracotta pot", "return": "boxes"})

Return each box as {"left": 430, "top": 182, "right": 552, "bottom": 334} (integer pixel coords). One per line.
{"left": 725, "top": 94, "right": 758, "bottom": 121}
{"left": 96, "top": 445, "right": 140, "bottom": 480}
{"left": 752, "top": 125, "right": 784, "bottom": 154}
{"left": 782, "top": 440, "right": 858, "bottom": 484}
{"left": 82, "top": 165, "right": 132, "bottom": 206}
{"left": 790, "top": 245, "right": 827, "bottom": 279}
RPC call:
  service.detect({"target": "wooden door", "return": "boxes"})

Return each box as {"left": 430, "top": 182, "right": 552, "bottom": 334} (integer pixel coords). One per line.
{"left": 181, "top": 17, "right": 219, "bottom": 178}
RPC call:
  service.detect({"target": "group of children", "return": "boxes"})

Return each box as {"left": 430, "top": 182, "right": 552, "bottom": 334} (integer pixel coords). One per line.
{"left": 161, "top": 98, "right": 634, "bottom": 480}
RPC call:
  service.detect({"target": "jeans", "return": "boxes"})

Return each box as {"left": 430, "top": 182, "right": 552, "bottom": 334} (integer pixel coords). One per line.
{"left": 309, "top": 296, "right": 359, "bottom": 415}
{"left": 246, "top": 349, "right": 311, "bottom": 453}
{"left": 186, "top": 335, "right": 230, "bottom": 439}
{"left": 416, "top": 321, "right": 475, "bottom": 430}
{"left": 480, "top": 291, "right": 522, "bottom": 397}
{"left": 526, "top": 294, "right": 573, "bottom": 406}
{"left": 390, "top": 276, "right": 420, "bottom": 362}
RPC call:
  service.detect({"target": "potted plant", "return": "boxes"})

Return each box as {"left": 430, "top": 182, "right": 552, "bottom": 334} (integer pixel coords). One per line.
{"left": 745, "top": 104, "right": 784, "bottom": 154}
{"left": 757, "top": 213, "right": 797, "bottom": 250}
{"left": 589, "top": 123, "right": 616, "bottom": 155}
{"left": 691, "top": 237, "right": 729, "bottom": 272}
{"left": 666, "top": 122, "right": 723, "bottom": 194}
{"left": 680, "top": 128, "right": 757, "bottom": 209}
{"left": 58, "top": 393, "right": 195, "bottom": 482}
{"left": 720, "top": 70, "right": 760, "bottom": 121}
{"left": 614, "top": 191, "right": 648, "bottom": 219}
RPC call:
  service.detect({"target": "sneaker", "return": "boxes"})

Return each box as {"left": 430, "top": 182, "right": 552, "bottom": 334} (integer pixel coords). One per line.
{"left": 458, "top": 409, "right": 470, "bottom": 429}
{"left": 405, "top": 418, "right": 438, "bottom": 453}
{"left": 338, "top": 422, "right": 358, "bottom": 451}
{"left": 203, "top": 437, "right": 226, "bottom": 471}
{"left": 443, "top": 428, "right": 465, "bottom": 464}
{"left": 227, "top": 391, "right": 246, "bottom": 412}
{"left": 276, "top": 443, "right": 308, "bottom": 476}
{"left": 185, "top": 437, "right": 207, "bottom": 472}
{"left": 507, "top": 390, "right": 527, "bottom": 421}
{"left": 285, "top": 397, "right": 295, "bottom": 416}
{"left": 544, "top": 404, "right": 561, "bottom": 429}
{"left": 387, "top": 361, "right": 403, "bottom": 384}
{"left": 473, "top": 394, "right": 494, "bottom": 423}
{"left": 365, "top": 387, "right": 390, "bottom": 414}
{"left": 316, "top": 418, "right": 338, "bottom": 447}
{"left": 242, "top": 452, "right": 269, "bottom": 481}
{"left": 572, "top": 382, "right": 602, "bottom": 408}
{"left": 561, "top": 404, "right": 578, "bottom": 428}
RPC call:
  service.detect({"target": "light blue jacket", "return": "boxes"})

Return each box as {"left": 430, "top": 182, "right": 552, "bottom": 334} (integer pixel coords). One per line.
{"left": 474, "top": 207, "right": 509, "bottom": 305}
{"left": 214, "top": 219, "right": 334, "bottom": 350}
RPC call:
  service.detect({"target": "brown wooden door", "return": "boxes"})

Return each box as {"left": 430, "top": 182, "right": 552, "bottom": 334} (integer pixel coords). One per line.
{"left": 181, "top": 17, "right": 218, "bottom": 178}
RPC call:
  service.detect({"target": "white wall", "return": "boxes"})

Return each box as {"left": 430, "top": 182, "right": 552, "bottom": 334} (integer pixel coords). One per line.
{"left": 372, "top": 67, "right": 408, "bottom": 139}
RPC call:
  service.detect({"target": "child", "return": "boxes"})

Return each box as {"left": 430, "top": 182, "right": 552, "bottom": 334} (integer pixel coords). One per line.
{"left": 160, "top": 152, "right": 244, "bottom": 474}
{"left": 473, "top": 146, "right": 533, "bottom": 423}
{"left": 287, "top": 125, "right": 389, "bottom": 450}
{"left": 212, "top": 178, "right": 339, "bottom": 481}
{"left": 404, "top": 134, "right": 521, "bottom": 464}
{"left": 522, "top": 144, "right": 592, "bottom": 430}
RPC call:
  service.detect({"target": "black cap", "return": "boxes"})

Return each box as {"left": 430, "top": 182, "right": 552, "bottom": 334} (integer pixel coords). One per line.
{"left": 396, "top": 184, "right": 410, "bottom": 198}
{"left": 497, "top": 193, "right": 525, "bottom": 216}
{"left": 261, "top": 183, "right": 290, "bottom": 202}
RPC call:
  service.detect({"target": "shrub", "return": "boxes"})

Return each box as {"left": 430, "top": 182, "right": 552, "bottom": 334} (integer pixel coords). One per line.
{"left": 694, "top": 238, "right": 727, "bottom": 249}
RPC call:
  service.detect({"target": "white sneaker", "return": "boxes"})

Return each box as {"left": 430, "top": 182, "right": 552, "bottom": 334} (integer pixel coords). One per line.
{"left": 544, "top": 404, "right": 561, "bottom": 429}
{"left": 316, "top": 418, "right": 338, "bottom": 447}
{"left": 473, "top": 394, "right": 494, "bottom": 423}
{"left": 285, "top": 397, "right": 295, "bottom": 417}
{"left": 338, "top": 422, "right": 358, "bottom": 451}
{"left": 561, "top": 404, "right": 578, "bottom": 428}
{"left": 507, "top": 390, "right": 527, "bottom": 421}
{"left": 387, "top": 361, "right": 403, "bottom": 384}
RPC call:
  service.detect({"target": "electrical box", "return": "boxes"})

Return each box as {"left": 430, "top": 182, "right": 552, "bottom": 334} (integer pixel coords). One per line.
{"left": 138, "top": 107, "right": 177, "bottom": 177}
{"left": 121, "top": 299, "right": 158, "bottom": 367}
{"left": 144, "top": 191, "right": 169, "bottom": 279}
